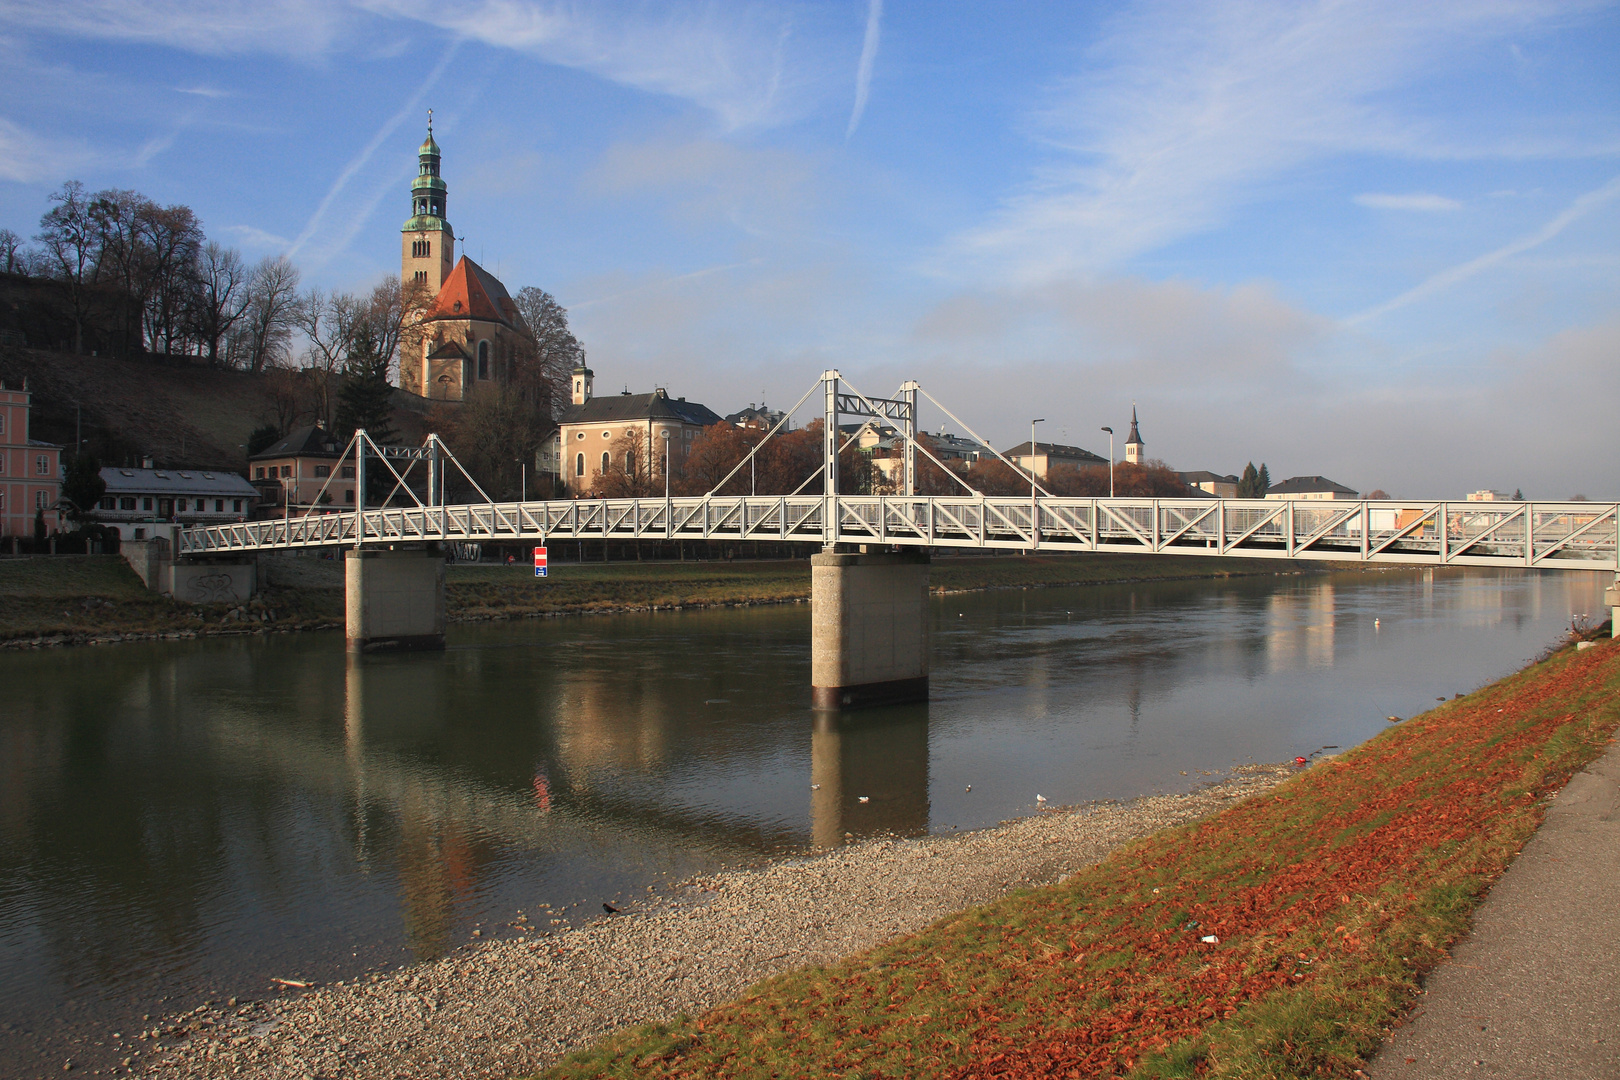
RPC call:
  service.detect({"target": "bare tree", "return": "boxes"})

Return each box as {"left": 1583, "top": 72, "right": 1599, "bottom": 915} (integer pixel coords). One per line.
{"left": 0, "top": 229, "right": 24, "bottom": 274}
{"left": 296, "top": 288, "right": 364, "bottom": 428}
{"left": 189, "top": 242, "right": 251, "bottom": 366}
{"left": 139, "top": 203, "right": 204, "bottom": 354}
{"left": 235, "top": 255, "right": 301, "bottom": 373}
{"left": 34, "top": 181, "right": 98, "bottom": 353}
{"left": 514, "top": 286, "right": 583, "bottom": 416}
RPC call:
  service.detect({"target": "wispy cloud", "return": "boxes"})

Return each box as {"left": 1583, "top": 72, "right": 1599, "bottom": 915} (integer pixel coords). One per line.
{"left": 945, "top": 0, "right": 1611, "bottom": 281}
{"left": 173, "top": 85, "right": 231, "bottom": 98}
{"left": 1353, "top": 192, "right": 1463, "bottom": 211}
{"left": 287, "top": 41, "right": 461, "bottom": 264}
{"left": 0, "top": 117, "right": 98, "bottom": 183}
{"left": 846, "top": 0, "right": 882, "bottom": 138}
{"left": 1348, "top": 173, "right": 1620, "bottom": 325}
{"left": 220, "top": 223, "right": 293, "bottom": 251}
{"left": 0, "top": 0, "right": 351, "bottom": 57}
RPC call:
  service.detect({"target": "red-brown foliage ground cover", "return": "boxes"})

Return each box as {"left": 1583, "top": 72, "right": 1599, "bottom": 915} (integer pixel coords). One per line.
{"left": 542, "top": 635, "right": 1620, "bottom": 1080}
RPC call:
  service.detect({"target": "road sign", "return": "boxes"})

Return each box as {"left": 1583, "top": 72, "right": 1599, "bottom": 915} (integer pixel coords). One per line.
{"left": 534, "top": 546, "right": 548, "bottom": 578}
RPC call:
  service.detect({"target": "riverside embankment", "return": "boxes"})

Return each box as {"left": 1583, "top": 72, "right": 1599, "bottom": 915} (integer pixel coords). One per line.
{"left": 125, "top": 629, "right": 1620, "bottom": 1080}
{"left": 0, "top": 551, "right": 1318, "bottom": 647}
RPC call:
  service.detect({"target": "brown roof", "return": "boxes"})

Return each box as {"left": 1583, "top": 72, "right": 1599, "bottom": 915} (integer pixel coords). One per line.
{"left": 423, "top": 256, "right": 522, "bottom": 328}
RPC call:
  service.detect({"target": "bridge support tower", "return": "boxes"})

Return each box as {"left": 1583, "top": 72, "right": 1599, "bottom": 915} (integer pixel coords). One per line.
{"left": 811, "top": 549, "right": 930, "bottom": 709}
{"left": 345, "top": 547, "right": 446, "bottom": 653}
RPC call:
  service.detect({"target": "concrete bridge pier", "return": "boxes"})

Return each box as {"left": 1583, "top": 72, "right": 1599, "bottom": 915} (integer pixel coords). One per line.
{"left": 810, "top": 549, "right": 930, "bottom": 710}
{"left": 1607, "top": 577, "right": 1620, "bottom": 638}
{"left": 345, "top": 547, "right": 446, "bottom": 653}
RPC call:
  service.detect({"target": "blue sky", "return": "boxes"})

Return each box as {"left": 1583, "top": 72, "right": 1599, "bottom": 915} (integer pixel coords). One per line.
{"left": 2, "top": 1, "right": 1617, "bottom": 498}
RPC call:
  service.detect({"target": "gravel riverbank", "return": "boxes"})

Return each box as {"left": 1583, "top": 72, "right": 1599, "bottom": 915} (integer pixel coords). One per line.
{"left": 128, "top": 764, "right": 1293, "bottom": 1080}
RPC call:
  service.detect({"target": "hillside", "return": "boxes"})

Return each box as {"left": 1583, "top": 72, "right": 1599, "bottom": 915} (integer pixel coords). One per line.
{"left": 0, "top": 344, "right": 433, "bottom": 471}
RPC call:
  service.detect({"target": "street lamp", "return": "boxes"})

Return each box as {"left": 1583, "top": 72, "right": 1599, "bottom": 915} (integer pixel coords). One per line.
{"left": 662, "top": 429, "right": 671, "bottom": 499}
{"left": 1100, "top": 426, "right": 1114, "bottom": 498}
{"left": 515, "top": 459, "right": 526, "bottom": 502}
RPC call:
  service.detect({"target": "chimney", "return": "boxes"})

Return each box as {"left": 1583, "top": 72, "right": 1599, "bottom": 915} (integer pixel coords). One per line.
{"left": 142, "top": 455, "right": 154, "bottom": 469}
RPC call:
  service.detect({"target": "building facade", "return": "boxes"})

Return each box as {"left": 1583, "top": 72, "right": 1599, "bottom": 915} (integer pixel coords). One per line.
{"left": 93, "top": 465, "right": 258, "bottom": 543}
{"left": 1003, "top": 440, "right": 1107, "bottom": 480}
{"left": 0, "top": 382, "right": 62, "bottom": 538}
{"left": 554, "top": 365, "right": 723, "bottom": 494}
{"left": 1179, "top": 470, "right": 1240, "bottom": 497}
{"left": 1266, "top": 475, "right": 1359, "bottom": 500}
{"left": 248, "top": 425, "right": 356, "bottom": 514}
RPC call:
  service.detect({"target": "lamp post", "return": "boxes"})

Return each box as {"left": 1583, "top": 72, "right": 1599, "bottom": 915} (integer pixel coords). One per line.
{"left": 662, "top": 429, "right": 671, "bottom": 499}
{"left": 515, "top": 459, "right": 526, "bottom": 502}
{"left": 1100, "top": 426, "right": 1114, "bottom": 498}
{"left": 1030, "top": 418, "right": 1045, "bottom": 549}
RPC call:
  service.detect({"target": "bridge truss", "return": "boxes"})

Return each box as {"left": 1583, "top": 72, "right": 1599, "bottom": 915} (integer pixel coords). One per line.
{"left": 178, "top": 371, "right": 1619, "bottom": 573}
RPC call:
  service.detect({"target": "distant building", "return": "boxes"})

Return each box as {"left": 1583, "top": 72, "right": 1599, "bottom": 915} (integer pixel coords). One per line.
{"left": 1467, "top": 489, "right": 1512, "bottom": 502}
{"left": 554, "top": 365, "right": 722, "bottom": 493}
{"left": 1266, "top": 475, "right": 1359, "bottom": 501}
{"left": 1124, "top": 405, "right": 1145, "bottom": 464}
{"left": 0, "top": 381, "right": 62, "bottom": 538}
{"left": 93, "top": 464, "right": 258, "bottom": 543}
{"left": 725, "top": 403, "right": 790, "bottom": 432}
{"left": 1003, "top": 440, "right": 1107, "bottom": 480}
{"left": 248, "top": 425, "right": 354, "bottom": 514}
{"left": 1179, "top": 470, "right": 1240, "bottom": 498}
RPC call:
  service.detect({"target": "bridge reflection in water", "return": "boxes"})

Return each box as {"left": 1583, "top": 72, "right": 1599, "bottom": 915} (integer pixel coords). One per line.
{"left": 811, "top": 709, "right": 931, "bottom": 849}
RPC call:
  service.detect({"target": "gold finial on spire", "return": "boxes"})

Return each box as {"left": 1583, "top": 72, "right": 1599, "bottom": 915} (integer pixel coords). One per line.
{"left": 427, "top": 108, "right": 433, "bottom": 133}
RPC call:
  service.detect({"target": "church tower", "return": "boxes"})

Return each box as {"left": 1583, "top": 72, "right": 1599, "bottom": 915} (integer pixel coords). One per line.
{"left": 401, "top": 113, "right": 454, "bottom": 299}
{"left": 1124, "top": 404, "right": 1145, "bottom": 464}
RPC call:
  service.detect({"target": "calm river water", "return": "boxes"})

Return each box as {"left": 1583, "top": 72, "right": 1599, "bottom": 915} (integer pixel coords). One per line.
{"left": 0, "top": 565, "right": 1607, "bottom": 1074}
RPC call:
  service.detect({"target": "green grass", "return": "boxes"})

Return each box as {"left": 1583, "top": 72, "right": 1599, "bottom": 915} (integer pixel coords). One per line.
{"left": 536, "top": 633, "right": 1620, "bottom": 1080}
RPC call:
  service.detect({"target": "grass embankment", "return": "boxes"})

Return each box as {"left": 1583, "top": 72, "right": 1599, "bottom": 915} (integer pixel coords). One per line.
{"left": 0, "top": 555, "right": 342, "bottom": 644}
{"left": 448, "top": 553, "right": 1301, "bottom": 621}
{"left": 541, "top": 634, "right": 1620, "bottom": 1079}
{"left": 0, "top": 552, "right": 1311, "bottom": 644}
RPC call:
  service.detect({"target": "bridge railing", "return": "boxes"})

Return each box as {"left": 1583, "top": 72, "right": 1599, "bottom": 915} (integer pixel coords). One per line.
{"left": 176, "top": 496, "right": 1619, "bottom": 571}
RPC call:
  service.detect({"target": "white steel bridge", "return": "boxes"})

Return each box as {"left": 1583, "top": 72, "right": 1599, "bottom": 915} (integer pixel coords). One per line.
{"left": 177, "top": 370, "right": 1619, "bottom": 574}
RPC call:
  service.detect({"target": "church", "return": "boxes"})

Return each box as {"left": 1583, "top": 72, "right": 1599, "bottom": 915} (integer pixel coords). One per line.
{"left": 397, "top": 118, "right": 533, "bottom": 402}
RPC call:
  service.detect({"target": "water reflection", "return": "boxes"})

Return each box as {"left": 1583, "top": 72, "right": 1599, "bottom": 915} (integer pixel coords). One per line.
{"left": 810, "top": 708, "right": 930, "bottom": 848}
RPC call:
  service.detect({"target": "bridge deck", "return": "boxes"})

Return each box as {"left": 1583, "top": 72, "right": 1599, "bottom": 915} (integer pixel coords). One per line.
{"left": 177, "top": 496, "right": 1620, "bottom": 572}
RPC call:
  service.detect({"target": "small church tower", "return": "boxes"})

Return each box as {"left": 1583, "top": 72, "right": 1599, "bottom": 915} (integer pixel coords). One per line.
{"left": 401, "top": 112, "right": 455, "bottom": 298}
{"left": 571, "top": 362, "right": 594, "bottom": 406}
{"left": 1124, "top": 404, "right": 1145, "bottom": 464}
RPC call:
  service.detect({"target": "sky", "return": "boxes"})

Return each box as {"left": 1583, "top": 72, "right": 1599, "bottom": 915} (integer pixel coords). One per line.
{"left": 1, "top": 0, "right": 1617, "bottom": 499}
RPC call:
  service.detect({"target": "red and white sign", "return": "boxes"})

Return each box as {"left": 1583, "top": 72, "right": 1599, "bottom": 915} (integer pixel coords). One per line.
{"left": 534, "top": 546, "right": 548, "bottom": 578}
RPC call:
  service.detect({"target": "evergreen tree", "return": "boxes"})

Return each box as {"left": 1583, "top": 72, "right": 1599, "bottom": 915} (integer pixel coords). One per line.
{"left": 1513, "top": 488, "right": 1524, "bottom": 501}
{"left": 1257, "top": 462, "right": 1271, "bottom": 495}
{"left": 246, "top": 423, "right": 281, "bottom": 456}
{"left": 335, "top": 324, "right": 398, "bottom": 445}
{"left": 1237, "top": 462, "right": 1260, "bottom": 498}
{"left": 33, "top": 508, "right": 46, "bottom": 546}
{"left": 60, "top": 452, "right": 106, "bottom": 523}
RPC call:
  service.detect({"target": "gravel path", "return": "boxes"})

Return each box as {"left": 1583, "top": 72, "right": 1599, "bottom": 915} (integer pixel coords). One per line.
{"left": 128, "top": 765, "right": 1292, "bottom": 1080}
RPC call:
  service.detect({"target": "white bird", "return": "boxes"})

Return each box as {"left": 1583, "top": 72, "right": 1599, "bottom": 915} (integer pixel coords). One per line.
{"left": 811, "top": 784, "right": 820, "bottom": 790}
{"left": 857, "top": 796, "right": 870, "bottom": 803}
{"left": 1035, "top": 794, "right": 1048, "bottom": 803}
{"left": 965, "top": 785, "right": 972, "bottom": 793}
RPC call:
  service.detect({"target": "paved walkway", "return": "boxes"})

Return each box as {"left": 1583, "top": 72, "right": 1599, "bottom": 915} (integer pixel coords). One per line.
{"left": 1368, "top": 736, "right": 1620, "bottom": 1080}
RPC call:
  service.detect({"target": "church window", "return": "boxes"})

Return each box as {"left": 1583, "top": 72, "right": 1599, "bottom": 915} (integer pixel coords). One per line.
{"left": 477, "top": 341, "right": 489, "bottom": 380}
{"left": 414, "top": 271, "right": 426, "bottom": 284}
{"left": 600, "top": 452, "right": 609, "bottom": 475}
{"left": 625, "top": 451, "right": 635, "bottom": 476}
{"left": 575, "top": 453, "right": 585, "bottom": 477}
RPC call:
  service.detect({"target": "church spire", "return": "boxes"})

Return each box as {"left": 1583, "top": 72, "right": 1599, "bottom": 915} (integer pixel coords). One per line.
{"left": 408, "top": 112, "right": 449, "bottom": 225}
{"left": 1125, "top": 403, "right": 1144, "bottom": 464}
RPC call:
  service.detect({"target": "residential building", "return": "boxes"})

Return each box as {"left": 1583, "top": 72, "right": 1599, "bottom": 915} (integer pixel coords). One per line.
{"left": 93, "top": 465, "right": 258, "bottom": 543}
{"left": 1003, "top": 440, "right": 1107, "bottom": 480}
{"left": 1467, "top": 489, "right": 1512, "bottom": 502}
{"left": 396, "top": 120, "right": 535, "bottom": 403}
{"left": 1124, "top": 405, "right": 1145, "bottom": 464}
{"left": 1179, "top": 470, "right": 1240, "bottom": 497}
{"left": 0, "top": 381, "right": 62, "bottom": 538}
{"left": 725, "top": 403, "right": 790, "bottom": 432}
{"left": 554, "top": 365, "right": 723, "bottom": 493}
{"left": 248, "top": 425, "right": 355, "bottom": 513}
{"left": 1266, "top": 475, "right": 1359, "bottom": 500}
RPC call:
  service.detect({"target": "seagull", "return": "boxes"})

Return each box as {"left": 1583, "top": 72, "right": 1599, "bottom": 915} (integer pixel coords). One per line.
{"left": 1374, "top": 618, "right": 1381, "bottom": 628}
{"left": 965, "top": 785, "right": 972, "bottom": 793}
{"left": 857, "top": 796, "right": 870, "bottom": 803}
{"left": 1035, "top": 794, "right": 1048, "bottom": 804}
{"left": 811, "top": 784, "right": 821, "bottom": 790}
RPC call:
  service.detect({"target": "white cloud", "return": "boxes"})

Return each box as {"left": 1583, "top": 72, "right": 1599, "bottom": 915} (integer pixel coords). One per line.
{"left": 1349, "top": 173, "right": 1620, "bottom": 325}
{"left": 0, "top": 0, "right": 351, "bottom": 57}
{"left": 846, "top": 0, "right": 881, "bottom": 137}
{"left": 586, "top": 135, "right": 819, "bottom": 237}
{"left": 173, "top": 85, "right": 232, "bottom": 98}
{"left": 0, "top": 117, "right": 98, "bottom": 182}
{"left": 1353, "top": 192, "right": 1463, "bottom": 211}
{"left": 944, "top": 0, "right": 1611, "bottom": 282}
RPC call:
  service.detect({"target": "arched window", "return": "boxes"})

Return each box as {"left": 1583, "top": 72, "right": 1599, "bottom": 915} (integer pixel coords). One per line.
{"left": 625, "top": 451, "right": 635, "bottom": 476}
{"left": 575, "top": 453, "right": 585, "bottom": 477}
{"left": 477, "top": 341, "right": 489, "bottom": 380}
{"left": 600, "top": 452, "right": 610, "bottom": 475}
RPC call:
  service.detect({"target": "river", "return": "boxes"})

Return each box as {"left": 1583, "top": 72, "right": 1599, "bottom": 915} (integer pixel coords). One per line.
{"left": 0, "top": 564, "right": 1606, "bottom": 1075}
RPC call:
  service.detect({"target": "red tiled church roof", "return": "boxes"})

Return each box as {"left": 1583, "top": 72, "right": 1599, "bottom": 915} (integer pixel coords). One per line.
{"left": 423, "top": 256, "right": 522, "bottom": 328}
